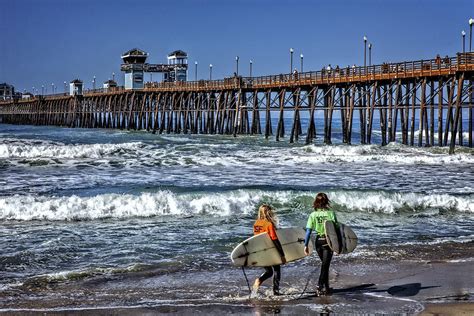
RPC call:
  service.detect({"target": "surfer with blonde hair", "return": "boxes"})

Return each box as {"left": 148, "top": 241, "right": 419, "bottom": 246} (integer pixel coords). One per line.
{"left": 303, "top": 192, "right": 338, "bottom": 296}
{"left": 252, "top": 204, "right": 286, "bottom": 295}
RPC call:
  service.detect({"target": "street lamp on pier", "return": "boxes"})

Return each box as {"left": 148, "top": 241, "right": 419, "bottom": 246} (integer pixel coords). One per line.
{"left": 249, "top": 60, "right": 253, "bottom": 77}
{"left": 93, "top": 76, "right": 96, "bottom": 90}
{"left": 363, "top": 36, "right": 368, "bottom": 68}
{"left": 290, "top": 48, "right": 294, "bottom": 73}
{"left": 195, "top": 61, "right": 198, "bottom": 81}
{"left": 469, "top": 18, "right": 474, "bottom": 52}
{"left": 300, "top": 54, "right": 304, "bottom": 72}
{"left": 462, "top": 30, "right": 466, "bottom": 53}
{"left": 52, "top": 83, "right": 55, "bottom": 94}
{"left": 209, "top": 64, "right": 213, "bottom": 80}
{"left": 64, "top": 81, "right": 67, "bottom": 94}
{"left": 235, "top": 56, "right": 239, "bottom": 76}
{"left": 42, "top": 85, "right": 44, "bottom": 95}
{"left": 368, "top": 43, "right": 372, "bottom": 67}
{"left": 112, "top": 72, "right": 115, "bottom": 81}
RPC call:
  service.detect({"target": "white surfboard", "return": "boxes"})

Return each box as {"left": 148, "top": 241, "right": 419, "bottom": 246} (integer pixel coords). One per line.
{"left": 231, "top": 227, "right": 312, "bottom": 267}
{"left": 324, "top": 221, "right": 358, "bottom": 254}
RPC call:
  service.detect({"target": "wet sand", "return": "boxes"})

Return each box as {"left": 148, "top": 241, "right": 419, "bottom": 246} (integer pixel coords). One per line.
{"left": 1, "top": 249, "right": 473, "bottom": 315}
{"left": 420, "top": 303, "right": 474, "bottom": 316}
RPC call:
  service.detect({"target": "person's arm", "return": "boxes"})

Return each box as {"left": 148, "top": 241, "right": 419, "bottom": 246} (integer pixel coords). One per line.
{"left": 304, "top": 228, "right": 312, "bottom": 247}
{"left": 304, "top": 228, "right": 312, "bottom": 255}
{"left": 268, "top": 224, "right": 286, "bottom": 263}
{"left": 304, "top": 214, "right": 314, "bottom": 255}
{"left": 272, "top": 238, "right": 286, "bottom": 261}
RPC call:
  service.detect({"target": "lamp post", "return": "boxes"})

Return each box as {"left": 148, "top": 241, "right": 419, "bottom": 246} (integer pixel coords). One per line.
{"left": 32, "top": 87, "right": 35, "bottom": 96}
{"left": 469, "top": 18, "right": 474, "bottom": 52}
{"left": 290, "top": 48, "right": 294, "bottom": 73}
{"left": 363, "top": 36, "right": 367, "bottom": 68}
{"left": 209, "top": 64, "right": 213, "bottom": 80}
{"left": 462, "top": 30, "right": 466, "bottom": 53}
{"left": 300, "top": 54, "right": 304, "bottom": 72}
{"left": 93, "top": 76, "right": 96, "bottom": 90}
{"left": 52, "top": 83, "right": 55, "bottom": 94}
{"left": 235, "top": 56, "right": 239, "bottom": 76}
{"left": 112, "top": 72, "right": 115, "bottom": 81}
{"left": 42, "top": 85, "right": 44, "bottom": 95}
{"left": 368, "top": 43, "right": 372, "bottom": 66}
{"left": 249, "top": 60, "right": 253, "bottom": 77}
{"left": 195, "top": 61, "right": 198, "bottom": 81}
{"left": 64, "top": 81, "right": 67, "bottom": 94}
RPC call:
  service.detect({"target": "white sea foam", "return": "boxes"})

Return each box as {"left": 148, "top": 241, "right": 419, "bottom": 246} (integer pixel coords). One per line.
{"left": 296, "top": 142, "right": 474, "bottom": 164}
{"left": 0, "top": 139, "right": 144, "bottom": 159}
{"left": 391, "top": 129, "right": 472, "bottom": 143}
{"left": 1, "top": 136, "right": 473, "bottom": 167}
{"left": 0, "top": 190, "right": 472, "bottom": 221}
{"left": 0, "top": 190, "right": 260, "bottom": 221}
{"left": 329, "top": 191, "right": 474, "bottom": 214}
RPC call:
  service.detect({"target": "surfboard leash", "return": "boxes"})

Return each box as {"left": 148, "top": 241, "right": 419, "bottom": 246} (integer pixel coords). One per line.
{"left": 296, "top": 266, "right": 320, "bottom": 300}
{"left": 241, "top": 266, "right": 252, "bottom": 297}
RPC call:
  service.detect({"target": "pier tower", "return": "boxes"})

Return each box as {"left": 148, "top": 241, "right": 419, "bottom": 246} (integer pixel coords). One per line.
{"left": 121, "top": 48, "right": 148, "bottom": 90}
{"left": 103, "top": 79, "right": 117, "bottom": 91}
{"left": 69, "top": 79, "right": 83, "bottom": 96}
{"left": 165, "top": 50, "right": 188, "bottom": 82}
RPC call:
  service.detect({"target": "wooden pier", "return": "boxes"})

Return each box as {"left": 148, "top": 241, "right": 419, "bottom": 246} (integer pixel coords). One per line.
{"left": 1, "top": 52, "right": 473, "bottom": 153}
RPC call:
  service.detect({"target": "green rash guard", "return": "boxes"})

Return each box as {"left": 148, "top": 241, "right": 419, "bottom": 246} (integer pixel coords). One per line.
{"left": 306, "top": 209, "right": 338, "bottom": 237}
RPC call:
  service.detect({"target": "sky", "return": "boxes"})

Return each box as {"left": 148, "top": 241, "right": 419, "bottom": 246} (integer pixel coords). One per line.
{"left": 1, "top": 0, "right": 472, "bottom": 93}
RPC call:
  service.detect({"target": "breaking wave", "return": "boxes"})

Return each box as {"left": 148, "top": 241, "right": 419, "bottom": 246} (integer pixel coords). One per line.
{"left": 0, "top": 138, "right": 144, "bottom": 160}
{"left": 1, "top": 136, "right": 473, "bottom": 167}
{"left": 0, "top": 189, "right": 472, "bottom": 221}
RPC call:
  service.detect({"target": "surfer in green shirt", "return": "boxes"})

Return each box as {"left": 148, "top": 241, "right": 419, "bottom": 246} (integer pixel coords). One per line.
{"left": 303, "top": 192, "right": 338, "bottom": 296}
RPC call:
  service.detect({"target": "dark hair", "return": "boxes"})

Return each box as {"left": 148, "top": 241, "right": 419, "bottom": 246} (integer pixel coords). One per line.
{"left": 313, "top": 192, "right": 330, "bottom": 209}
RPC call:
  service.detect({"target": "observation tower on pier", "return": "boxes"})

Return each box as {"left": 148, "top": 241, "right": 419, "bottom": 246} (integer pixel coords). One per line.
{"left": 120, "top": 48, "right": 188, "bottom": 90}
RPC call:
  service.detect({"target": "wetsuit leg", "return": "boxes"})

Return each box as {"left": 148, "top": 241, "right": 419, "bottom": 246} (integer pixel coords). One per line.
{"left": 272, "top": 265, "right": 281, "bottom": 294}
{"left": 258, "top": 266, "right": 273, "bottom": 284}
{"left": 316, "top": 238, "right": 333, "bottom": 290}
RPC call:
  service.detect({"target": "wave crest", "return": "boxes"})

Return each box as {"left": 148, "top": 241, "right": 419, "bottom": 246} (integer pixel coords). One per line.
{"left": 0, "top": 190, "right": 472, "bottom": 221}
{"left": 1, "top": 137, "right": 473, "bottom": 167}
{"left": 0, "top": 139, "right": 144, "bottom": 159}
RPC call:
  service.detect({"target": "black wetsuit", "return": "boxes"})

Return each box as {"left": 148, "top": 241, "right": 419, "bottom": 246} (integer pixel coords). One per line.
{"left": 315, "top": 235, "right": 333, "bottom": 291}
{"left": 258, "top": 265, "right": 281, "bottom": 295}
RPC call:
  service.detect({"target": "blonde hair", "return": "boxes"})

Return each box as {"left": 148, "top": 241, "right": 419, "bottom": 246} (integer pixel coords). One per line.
{"left": 258, "top": 204, "right": 278, "bottom": 226}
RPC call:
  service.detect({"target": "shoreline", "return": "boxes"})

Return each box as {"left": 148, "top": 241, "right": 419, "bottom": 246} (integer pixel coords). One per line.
{"left": 1, "top": 257, "right": 472, "bottom": 315}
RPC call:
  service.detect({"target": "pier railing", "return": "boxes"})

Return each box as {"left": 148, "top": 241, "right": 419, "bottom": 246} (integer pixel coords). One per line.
{"left": 1, "top": 52, "right": 473, "bottom": 102}
{"left": 142, "top": 52, "right": 474, "bottom": 92}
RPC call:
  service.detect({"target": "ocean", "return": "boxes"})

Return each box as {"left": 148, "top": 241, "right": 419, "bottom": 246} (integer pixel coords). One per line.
{"left": 0, "top": 117, "right": 473, "bottom": 313}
